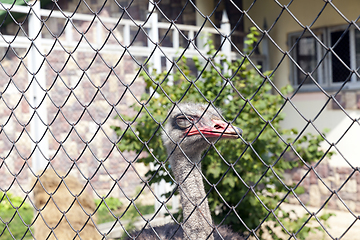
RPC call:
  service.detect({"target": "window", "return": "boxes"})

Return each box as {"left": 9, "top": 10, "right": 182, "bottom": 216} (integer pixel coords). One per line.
{"left": 290, "top": 26, "right": 360, "bottom": 89}
{"left": 292, "top": 32, "right": 324, "bottom": 85}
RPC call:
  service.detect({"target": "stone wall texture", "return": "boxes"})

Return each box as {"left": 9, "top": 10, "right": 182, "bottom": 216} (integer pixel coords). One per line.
{"left": 1, "top": 0, "right": 358, "bottom": 223}
{"left": 284, "top": 164, "right": 360, "bottom": 213}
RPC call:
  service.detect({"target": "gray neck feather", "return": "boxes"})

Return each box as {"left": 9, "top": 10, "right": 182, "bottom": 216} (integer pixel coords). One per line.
{"left": 168, "top": 145, "right": 214, "bottom": 240}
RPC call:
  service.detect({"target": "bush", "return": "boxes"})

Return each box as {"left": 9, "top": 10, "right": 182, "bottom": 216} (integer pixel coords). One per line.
{"left": 94, "top": 196, "right": 154, "bottom": 225}
{"left": 0, "top": 192, "right": 33, "bottom": 240}
{"left": 112, "top": 27, "right": 333, "bottom": 239}
{"left": 95, "top": 197, "right": 123, "bottom": 224}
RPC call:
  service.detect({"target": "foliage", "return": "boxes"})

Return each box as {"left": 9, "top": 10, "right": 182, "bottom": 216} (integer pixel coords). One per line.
{"left": 267, "top": 209, "right": 335, "bottom": 240}
{"left": 0, "top": 192, "right": 33, "bottom": 240}
{"left": 111, "top": 27, "right": 333, "bottom": 239}
{"left": 95, "top": 196, "right": 154, "bottom": 228}
{"left": 94, "top": 196, "right": 156, "bottom": 239}
{"left": 95, "top": 197, "right": 124, "bottom": 224}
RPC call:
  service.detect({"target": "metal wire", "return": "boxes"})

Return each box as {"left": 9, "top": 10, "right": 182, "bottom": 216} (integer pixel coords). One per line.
{"left": 0, "top": 0, "right": 359, "bottom": 239}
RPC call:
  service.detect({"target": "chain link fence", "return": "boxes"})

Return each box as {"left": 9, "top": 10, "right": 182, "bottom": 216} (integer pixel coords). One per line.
{"left": 0, "top": 0, "right": 360, "bottom": 239}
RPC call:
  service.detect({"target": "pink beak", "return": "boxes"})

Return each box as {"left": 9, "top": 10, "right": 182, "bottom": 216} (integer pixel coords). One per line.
{"left": 186, "top": 119, "right": 242, "bottom": 139}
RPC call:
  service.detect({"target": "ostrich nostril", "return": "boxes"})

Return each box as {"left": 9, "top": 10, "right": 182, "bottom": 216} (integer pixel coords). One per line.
{"left": 214, "top": 124, "right": 222, "bottom": 129}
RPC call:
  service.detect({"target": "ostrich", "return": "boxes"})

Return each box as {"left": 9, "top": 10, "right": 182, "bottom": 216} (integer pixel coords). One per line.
{"left": 127, "top": 102, "right": 243, "bottom": 240}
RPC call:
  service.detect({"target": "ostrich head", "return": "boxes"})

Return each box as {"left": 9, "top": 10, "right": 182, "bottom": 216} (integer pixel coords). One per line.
{"left": 159, "top": 103, "right": 243, "bottom": 240}
{"left": 162, "top": 102, "right": 242, "bottom": 161}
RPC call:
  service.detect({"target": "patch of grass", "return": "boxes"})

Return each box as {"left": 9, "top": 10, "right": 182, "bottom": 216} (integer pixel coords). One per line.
{"left": 0, "top": 193, "right": 33, "bottom": 240}
{"left": 95, "top": 197, "right": 155, "bottom": 224}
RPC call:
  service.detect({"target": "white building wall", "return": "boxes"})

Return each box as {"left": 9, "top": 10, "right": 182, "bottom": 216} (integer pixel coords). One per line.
{"left": 243, "top": 0, "right": 360, "bottom": 168}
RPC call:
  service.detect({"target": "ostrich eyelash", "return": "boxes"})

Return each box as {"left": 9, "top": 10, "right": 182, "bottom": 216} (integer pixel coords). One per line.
{"left": 175, "top": 116, "right": 194, "bottom": 129}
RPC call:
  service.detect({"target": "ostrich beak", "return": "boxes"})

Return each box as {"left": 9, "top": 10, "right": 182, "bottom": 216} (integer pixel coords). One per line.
{"left": 187, "top": 119, "right": 242, "bottom": 138}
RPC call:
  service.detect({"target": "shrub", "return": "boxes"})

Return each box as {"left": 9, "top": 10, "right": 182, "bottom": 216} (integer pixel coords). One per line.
{"left": 0, "top": 192, "right": 33, "bottom": 240}
{"left": 112, "top": 27, "right": 333, "bottom": 239}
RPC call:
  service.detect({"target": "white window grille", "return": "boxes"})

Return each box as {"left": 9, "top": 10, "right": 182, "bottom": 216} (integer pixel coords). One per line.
{"left": 290, "top": 25, "right": 360, "bottom": 90}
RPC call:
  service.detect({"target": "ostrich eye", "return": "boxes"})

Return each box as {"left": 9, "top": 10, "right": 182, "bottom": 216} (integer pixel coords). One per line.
{"left": 176, "top": 116, "right": 193, "bottom": 129}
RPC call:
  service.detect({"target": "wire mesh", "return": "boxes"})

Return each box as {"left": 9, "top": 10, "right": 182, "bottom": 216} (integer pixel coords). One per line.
{"left": 0, "top": 0, "right": 360, "bottom": 239}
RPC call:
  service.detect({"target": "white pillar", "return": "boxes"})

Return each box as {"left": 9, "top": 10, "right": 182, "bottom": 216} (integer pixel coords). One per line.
{"left": 147, "top": 2, "right": 161, "bottom": 74}
{"left": 172, "top": 28, "right": 179, "bottom": 50}
{"left": 148, "top": 2, "right": 165, "bottom": 215}
{"left": 220, "top": 10, "right": 232, "bottom": 75}
{"left": 65, "top": 19, "right": 73, "bottom": 44}
{"left": 96, "top": 20, "right": 103, "bottom": 49}
{"left": 262, "top": 19, "right": 270, "bottom": 72}
{"left": 28, "top": 1, "right": 49, "bottom": 173}
{"left": 123, "top": 23, "right": 130, "bottom": 46}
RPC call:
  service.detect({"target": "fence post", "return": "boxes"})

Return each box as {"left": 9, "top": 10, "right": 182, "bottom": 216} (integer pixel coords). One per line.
{"left": 123, "top": 23, "right": 130, "bottom": 46}
{"left": 65, "top": 18, "right": 73, "bottom": 44}
{"left": 28, "top": 1, "right": 49, "bottom": 173}
{"left": 147, "top": 2, "right": 161, "bottom": 74}
{"left": 221, "top": 10, "right": 232, "bottom": 75}
{"left": 147, "top": 2, "right": 166, "bottom": 216}
{"left": 96, "top": 19, "right": 103, "bottom": 49}
{"left": 262, "top": 19, "right": 270, "bottom": 72}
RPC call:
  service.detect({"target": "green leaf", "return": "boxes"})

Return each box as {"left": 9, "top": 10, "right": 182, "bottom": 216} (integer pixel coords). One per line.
{"left": 110, "top": 27, "right": 334, "bottom": 239}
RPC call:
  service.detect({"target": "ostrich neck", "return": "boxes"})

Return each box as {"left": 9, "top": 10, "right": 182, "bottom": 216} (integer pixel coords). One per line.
{"left": 170, "top": 150, "right": 214, "bottom": 240}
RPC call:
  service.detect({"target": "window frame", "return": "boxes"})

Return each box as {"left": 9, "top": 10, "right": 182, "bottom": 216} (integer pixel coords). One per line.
{"left": 289, "top": 25, "right": 360, "bottom": 91}
{"left": 289, "top": 28, "right": 326, "bottom": 90}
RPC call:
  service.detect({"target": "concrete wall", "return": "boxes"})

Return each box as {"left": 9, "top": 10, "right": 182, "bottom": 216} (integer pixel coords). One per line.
{"left": 242, "top": 0, "right": 360, "bottom": 167}
{"left": 243, "top": 0, "right": 360, "bottom": 88}
{"left": 242, "top": 0, "right": 360, "bottom": 212}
